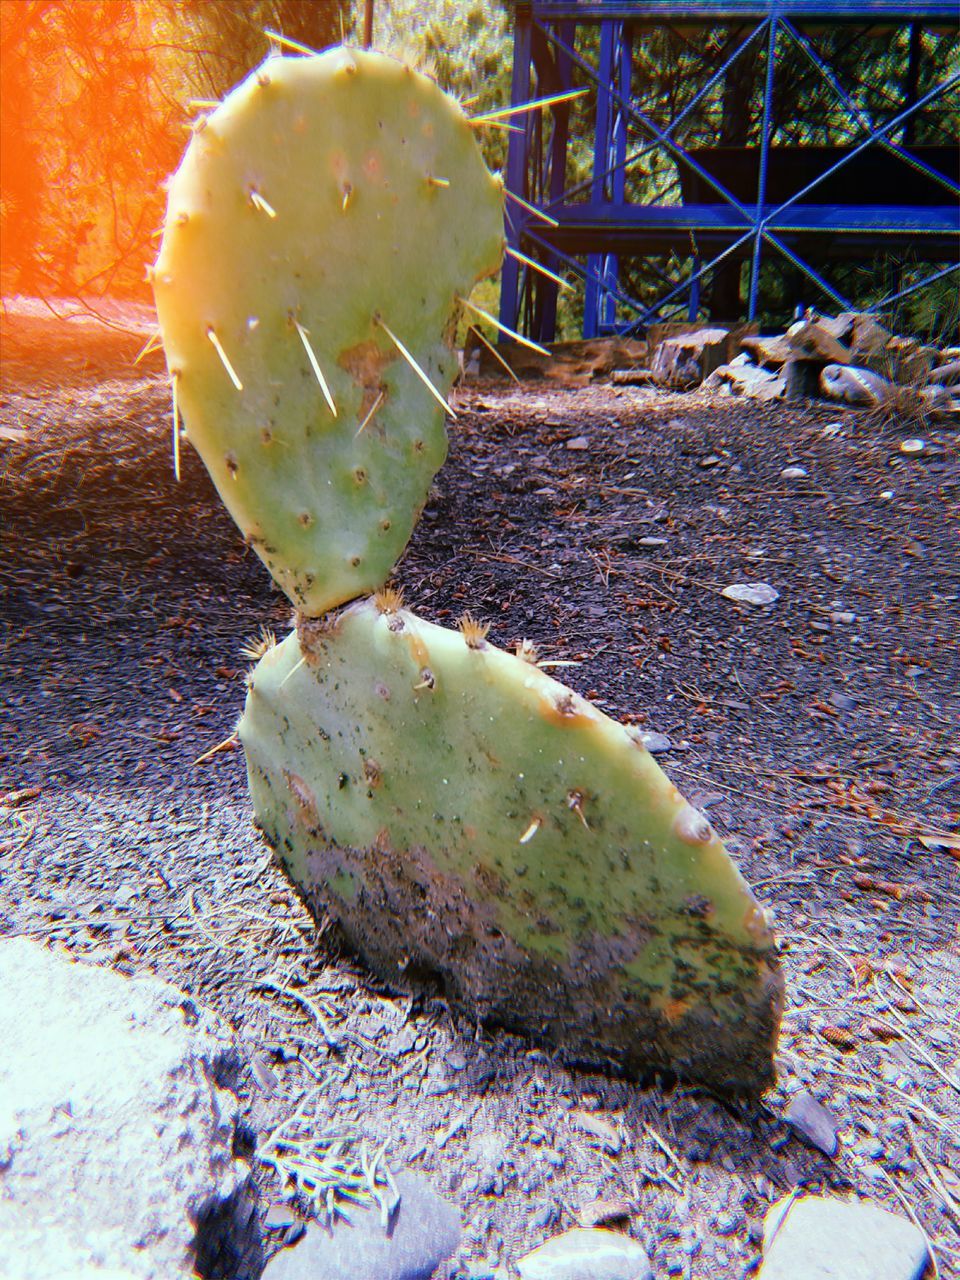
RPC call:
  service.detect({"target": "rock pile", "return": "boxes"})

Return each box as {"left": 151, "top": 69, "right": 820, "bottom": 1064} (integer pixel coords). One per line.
{"left": 647, "top": 312, "right": 959, "bottom": 414}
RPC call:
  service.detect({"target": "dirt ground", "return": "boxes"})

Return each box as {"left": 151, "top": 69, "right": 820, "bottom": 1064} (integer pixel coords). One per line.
{"left": 1, "top": 300, "right": 958, "bottom": 1279}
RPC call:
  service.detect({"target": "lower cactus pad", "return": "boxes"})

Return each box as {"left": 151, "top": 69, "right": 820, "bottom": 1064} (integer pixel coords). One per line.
{"left": 239, "top": 598, "right": 783, "bottom": 1093}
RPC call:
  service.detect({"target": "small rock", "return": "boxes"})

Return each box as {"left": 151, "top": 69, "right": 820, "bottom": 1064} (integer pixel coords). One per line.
{"left": 780, "top": 466, "right": 808, "bottom": 480}
{"left": 566, "top": 436, "right": 590, "bottom": 451}
{"left": 578, "top": 1199, "right": 632, "bottom": 1228}
{"left": 821, "top": 363, "right": 892, "bottom": 405}
{"left": 637, "top": 537, "right": 667, "bottom": 549}
{"left": 261, "top": 1172, "right": 460, "bottom": 1280}
{"left": 264, "top": 1203, "right": 298, "bottom": 1230}
{"left": 879, "top": 489, "right": 894, "bottom": 500}
{"left": 638, "top": 732, "right": 672, "bottom": 755}
{"left": 444, "top": 1048, "right": 468, "bottom": 1071}
{"left": 899, "top": 438, "right": 924, "bottom": 455}
{"left": 828, "top": 691, "right": 857, "bottom": 712}
{"left": 700, "top": 454, "right": 721, "bottom": 468}
{"left": 517, "top": 1228, "right": 653, "bottom": 1280}
{"left": 830, "top": 611, "right": 856, "bottom": 625}
{"left": 759, "top": 1194, "right": 929, "bottom": 1280}
{"left": 784, "top": 1089, "right": 839, "bottom": 1156}
{"left": 714, "top": 1209, "right": 745, "bottom": 1236}
{"left": 722, "top": 582, "right": 780, "bottom": 607}
{"left": 570, "top": 1109, "right": 622, "bottom": 1154}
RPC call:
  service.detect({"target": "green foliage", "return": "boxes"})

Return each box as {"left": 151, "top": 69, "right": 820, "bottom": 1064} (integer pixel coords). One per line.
{"left": 369, "top": 0, "right": 512, "bottom": 173}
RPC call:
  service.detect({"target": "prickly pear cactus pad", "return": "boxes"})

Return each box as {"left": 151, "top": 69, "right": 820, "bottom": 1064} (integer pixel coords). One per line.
{"left": 152, "top": 48, "right": 503, "bottom": 615}
{"left": 240, "top": 599, "right": 784, "bottom": 1094}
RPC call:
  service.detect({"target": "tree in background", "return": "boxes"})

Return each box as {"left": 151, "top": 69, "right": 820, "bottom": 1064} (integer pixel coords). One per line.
{"left": 1, "top": 1, "right": 183, "bottom": 297}
{"left": 0, "top": 0, "right": 357, "bottom": 299}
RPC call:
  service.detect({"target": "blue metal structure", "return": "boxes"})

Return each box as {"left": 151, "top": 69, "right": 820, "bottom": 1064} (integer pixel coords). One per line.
{"left": 499, "top": 1, "right": 960, "bottom": 340}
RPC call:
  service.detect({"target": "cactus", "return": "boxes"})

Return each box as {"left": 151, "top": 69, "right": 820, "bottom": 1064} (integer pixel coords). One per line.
{"left": 239, "top": 598, "right": 783, "bottom": 1094}
{"left": 153, "top": 47, "right": 503, "bottom": 615}
{"left": 154, "top": 43, "right": 783, "bottom": 1093}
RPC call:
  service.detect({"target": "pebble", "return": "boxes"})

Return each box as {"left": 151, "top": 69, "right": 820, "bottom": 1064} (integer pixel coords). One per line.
{"left": 830, "top": 610, "right": 856, "bottom": 624}
{"left": 714, "top": 1209, "right": 745, "bottom": 1236}
{"left": 784, "top": 1090, "right": 839, "bottom": 1156}
{"left": 780, "top": 466, "right": 808, "bottom": 479}
{"left": 638, "top": 731, "right": 672, "bottom": 754}
{"left": 578, "top": 1198, "right": 632, "bottom": 1228}
{"left": 570, "top": 1108, "right": 621, "bottom": 1153}
{"left": 566, "top": 436, "right": 590, "bottom": 451}
{"left": 700, "top": 454, "right": 721, "bottom": 468}
{"left": 637, "top": 537, "right": 667, "bottom": 548}
{"left": 828, "top": 690, "right": 857, "bottom": 712}
{"left": 516, "top": 1228, "right": 653, "bottom": 1280}
{"left": 264, "top": 1202, "right": 298, "bottom": 1230}
{"left": 899, "top": 438, "right": 924, "bottom": 455}
{"left": 722, "top": 582, "right": 780, "bottom": 606}
{"left": 759, "top": 1194, "right": 929, "bottom": 1280}
{"left": 261, "top": 1171, "right": 460, "bottom": 1280}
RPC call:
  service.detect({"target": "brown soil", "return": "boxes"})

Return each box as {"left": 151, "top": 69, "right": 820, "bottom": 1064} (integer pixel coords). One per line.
{"left": 1, "top": 301, "right": 958, "bottom": 1280}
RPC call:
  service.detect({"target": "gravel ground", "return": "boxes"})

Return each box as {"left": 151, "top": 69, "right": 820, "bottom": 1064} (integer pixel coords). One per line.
{"left": 1, "top": 305, "right": 958, "bottom": 1278}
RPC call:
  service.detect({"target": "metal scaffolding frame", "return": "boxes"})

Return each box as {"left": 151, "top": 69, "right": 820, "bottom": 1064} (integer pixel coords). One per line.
{"left": 498, "top": 1, "right": 960, "bottom": 340}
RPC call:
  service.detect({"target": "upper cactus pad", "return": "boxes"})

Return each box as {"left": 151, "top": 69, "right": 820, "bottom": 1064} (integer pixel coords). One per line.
{"left": 153, "top": 48, "right": 504, "bottom": 614}
{"left": 240, "top": 599, "right": 784, "bottom": 1094}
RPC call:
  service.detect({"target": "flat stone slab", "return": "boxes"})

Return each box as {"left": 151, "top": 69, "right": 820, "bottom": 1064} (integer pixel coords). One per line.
{"left": 516, "top": 1228, "right": 653, "bottom": 1280}
{"left": 0, "top": 938, "right": 252, "bottom": 1280}
{"left": 261, "top": 1171, "right": 459, "bottom": 1280}
{"left": 759, "top": 1194, "right": 929, "bottom": 1280}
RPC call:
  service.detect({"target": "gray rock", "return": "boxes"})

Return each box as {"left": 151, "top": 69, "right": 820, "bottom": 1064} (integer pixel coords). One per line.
{"left": 262, "top": 1171, "right": 460, "bottom": 1280}
{"left": 0, "top": 937, "right": 254, "bottom": 1280}
{"left": 784, "top": 1089, "right": 839, "bottom": 1156}
{"left": 722, "top": 582, "right": 780, "bottom": 607}
{"left": 820, "top": 363, "right": 892, "bottom": 405}
{"left": 780, "top": 466, "right": 808, "bottom": 480}
{"left": 516, "top": 1228, "right": 653, "bottom": 1280}
{"left": 759, "top": 1194, "right": 929, "bottom": 1280}
{"left": 566, "top": 436, "right": 590, "bottom": 451}
{"left": 638, "top": 731, "right": 673, "bottom": 754}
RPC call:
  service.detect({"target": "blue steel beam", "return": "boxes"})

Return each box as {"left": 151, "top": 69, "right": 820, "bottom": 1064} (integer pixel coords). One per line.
{"left": 536, "top": 21, "right": 760, "bottom": 224}
{"left": 747, "top": 8, "right": 780, "bottom": 319}
{"left": 539, "top": 20, "right": 770, "bottom": 213}
{"left": 503, "top": 2, "right": 959, "bottom": 337}
{"left": 761, "top": 72, "right": 960, "bottom": 221}
{"left": 780, "top": 19, "right": 960, "bottom": 198}
{"left": 525, "top": 3, "right": 959, "bottom": 20}
{"left": 499, "top": 11, "right": 533, "bottom": 340}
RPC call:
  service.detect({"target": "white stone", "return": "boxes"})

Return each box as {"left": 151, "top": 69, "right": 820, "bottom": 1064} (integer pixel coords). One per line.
{"left": 759, "top": 1194, "right": 929, "bottom": 1280}
{"left": 0, "top": 938, "right": 250, "bottom": 1280}
{"left": 517, "top": 1228, "right": 653, "bottom": 1280}
{"left": 722, "top": 582, "right": 780, "bottom": 606}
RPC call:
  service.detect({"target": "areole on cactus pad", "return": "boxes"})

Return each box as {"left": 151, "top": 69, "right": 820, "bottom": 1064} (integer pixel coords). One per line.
{"left": 152, "top": 46, "right": 504, "bottom": 616}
